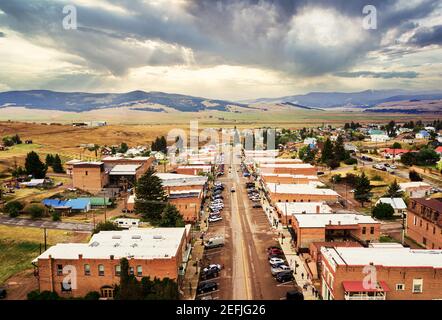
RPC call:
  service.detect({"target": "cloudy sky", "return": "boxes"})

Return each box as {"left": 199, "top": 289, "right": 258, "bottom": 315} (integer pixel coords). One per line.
{"left": 0, "top": 0, "right": 441, "bottom": 100}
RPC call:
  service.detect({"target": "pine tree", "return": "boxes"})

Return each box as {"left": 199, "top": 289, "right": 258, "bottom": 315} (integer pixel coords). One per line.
{"left": 159, "top": 204, "right": 185, "bottom": 227}
{"left": 135, "top": 167, "right": 168, "bottom": 223}
{"left": 45, "top": 154, "right": 54, "bottom": 167}
{"left": 321, "top": 138, "right": 334, "bottom": 163}
{"left": 385, "top": 180, "right": 403, "bottom": 198}
{"left": 25, "top": 151, "right": 47, "bottom": 179}
{"left": 354, "top": 172, "right": 372, "bottom": 207}
{"left": 333, "top": 135, "right": 347, "bottom": 161}
{"left": 52, "top": 154, "right": 64, "bottom": 173}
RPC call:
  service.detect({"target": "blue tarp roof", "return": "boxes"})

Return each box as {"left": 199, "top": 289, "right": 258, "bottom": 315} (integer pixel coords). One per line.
{"left": 66, "top": 198, "right": 91, "bottom": 210}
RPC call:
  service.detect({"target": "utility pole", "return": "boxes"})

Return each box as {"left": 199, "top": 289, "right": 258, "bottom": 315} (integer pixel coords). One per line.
{"left": 43, "top": 228, "right": 47, "bottom": 251}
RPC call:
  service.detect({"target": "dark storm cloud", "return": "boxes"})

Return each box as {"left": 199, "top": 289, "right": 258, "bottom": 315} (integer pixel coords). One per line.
{"left": 408, "top": 25, "right": 442, "bottom": 47}
{"left": 335, "top": 71, "right": 419, "bottom": 79}
{"left": 0, "top": 0, "right": 440, "bottom": 77}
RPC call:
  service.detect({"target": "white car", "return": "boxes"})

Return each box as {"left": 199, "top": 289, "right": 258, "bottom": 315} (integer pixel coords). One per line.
{"left": 209, "top": 216, "right": 223, "bottom": 222}
{"left": 269, "top": 258, "right": 285, "bottom": 266}
{"left": 270, "top": 265, "right": 292, "bottom": 276}
{"left": 203, "top": 264, "right": 222, "bottom": 273}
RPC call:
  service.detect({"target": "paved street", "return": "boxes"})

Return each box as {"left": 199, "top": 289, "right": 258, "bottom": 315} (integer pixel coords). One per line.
{"left": 0, "top": 215, "right": 93, "bottom": 232}
{"left": 199, "top": 149, "right": 298, "bottom": 300}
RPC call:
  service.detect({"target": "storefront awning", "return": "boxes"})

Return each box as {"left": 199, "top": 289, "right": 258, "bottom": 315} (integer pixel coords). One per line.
{"left": 343, "top": 281, "right": 390, "bottom": 292}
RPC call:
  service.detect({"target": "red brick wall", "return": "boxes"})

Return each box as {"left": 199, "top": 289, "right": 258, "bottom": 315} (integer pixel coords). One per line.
{"left": 407, "top": 210, "right": 442, "bottom": 249}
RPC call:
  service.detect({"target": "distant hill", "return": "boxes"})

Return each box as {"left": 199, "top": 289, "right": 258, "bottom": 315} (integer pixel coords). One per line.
{"left": 247, "top": 89, "right": 442, "bottom": 108}
{"left": 0, "top": 90, "right": 247, "bottom": 112}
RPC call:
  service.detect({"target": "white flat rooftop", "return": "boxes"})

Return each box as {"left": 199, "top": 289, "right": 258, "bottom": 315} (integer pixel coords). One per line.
{"left": 294, "top": 213, "right": 378, "bottom": 228}
{"left": 399, "top": 182, "right": 431, "bottom": 189}
{"left": 156, "top": 173, "right": 208, "bottom": 187}
{"left": 109, "top": 164, "right": 141, "bottom": 175}
{"left": 251, "top": 157, "right": 303, "bottom": 164}
{"left": 266, "top": 183, "right": 339, "bottom": 196}
{"left": 33, "top": 227, "right": 186, "bottom": 261}
{"left": 261, "top": 173, "right": 318, "bottom": 180}
{"left": 276, "top": 202, "right": 332, "bottom": 215}
{"left": 376, "top": 198, "right": 407, "bottom": 210}
{"left": 321, "top": 247, "right": 442, "bottom": 269}
{"left": 260, "top": 163, "right": 315, "bottom": 169}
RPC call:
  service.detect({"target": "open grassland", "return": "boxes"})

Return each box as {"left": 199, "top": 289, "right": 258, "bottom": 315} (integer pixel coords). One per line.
{"left": 0, "top": 225, "right": 89, "bottom": 284}
{"left": 0, "top": 107, "right": 437, "bottom": 127}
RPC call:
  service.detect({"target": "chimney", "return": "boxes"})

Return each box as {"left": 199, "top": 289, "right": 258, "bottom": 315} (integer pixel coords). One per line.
{"left": 328, "top": 220, "right": 332, "bottom": 225}
{"left": 338, "top": 221, "right": 341, "bottom": 225}
{"left": 316, "top": 205, "right": 320, "bottom": 214}
{"left": 110, "top": 255, "right": 114, "bottom": 260}
{"left": 78, "top": 254, "right": 83, "bottom": 259}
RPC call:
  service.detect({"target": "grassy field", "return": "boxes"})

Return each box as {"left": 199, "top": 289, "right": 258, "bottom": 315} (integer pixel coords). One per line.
{"left": 0, "top": 225, "right": 90, "bottom": 284}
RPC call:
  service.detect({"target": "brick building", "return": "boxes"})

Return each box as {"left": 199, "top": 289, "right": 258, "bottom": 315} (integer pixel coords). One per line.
{"left": 261, "top": 173, "right": 319, "bottom": 184}
{"left": 291, "top": 213, "right": 380, "bottom": 250}
{"left": 258, "top": 163, "right": 317, "bottom": 175}
{"left": 33, "top": 227, "right": 190, "bottom": 298}
{"left": 407, "top": 198, "right": 442, "bottom": 249}
{"left": 175, "top": 165, "right": 212, "bottom": 176}
{"left": 72, "top": 162, "right": 109, "bottom": 194}
{"left": 266, "top": 183, "right": 339, "bottom": 203}
{"left": 320, "top": 246, "right": 442, "bottom": 300}
{"left": 275, "top": 202, "right": 332, "bottom": 225}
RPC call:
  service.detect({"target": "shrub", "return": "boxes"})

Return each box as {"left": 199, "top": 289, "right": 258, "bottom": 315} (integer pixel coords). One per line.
{"left": 84, "top": 291, "right": 101, "bottom": 300}
{"left": 27, "top": 204, "right": 45, "bottom": 219}
{"left": 409, "top": 170, "right": 423, "bottom": 182}
{"left": 52, "top": 211, "right": 61, "bottom": 221}
{"left": 372, "top": 203, "right": 395, "bottom": 219}
{"left": 27, "top": 290, "right": 60, "bottom": 300}
{"left": 344, "top": 157, "right": 357, "bottom": 165}
{"left": 93, "top": 221, "right": 119, "bottom": 234}
{"left": 371, "top": 175, "right": 383, "bottom": 181}
{"left": 4, "top": 200, "right": 24, "bottom": 217}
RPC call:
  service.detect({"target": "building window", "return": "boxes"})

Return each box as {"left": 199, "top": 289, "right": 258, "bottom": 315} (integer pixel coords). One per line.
{"left": 137, "top": 265, "right": 142, "bottom": 277}
{"left": 115, "top": 265, "right": 121, "bottom": 276}
{"left": 84, "top": 264, "right": 91, "bottom": 276}
{"left": 396, "top": 284, "right": 405, "bottom": 291}
{"left": 362, "top": 227, "right": 366, "bottom": 235}
{"left": 57, "top": 264, "right": 63, "bottom": 276}
{"left": 423, "top": 237, "right": 427, "bottom": 245}
{"left": 98, "top": 264, "right": 105, "bottom": 276}
{"left": 370, "top": 227, "right": 374, "bottom": 235}
{"left": 426, "top": 223, "right": 429, "bottom": 231}
{"left": 433, "top": 227, "right": 436, "bottom": 234}
{"left": 413, "top": 216, "right": 417, "bottom": 225}
{"left": 129, "top": 267, "right": 134, "bottom": 276}
{"left": 85, "top": 171, "right": 88, "bottom": 176}
{"left": 420, "top": 219, "right": 422, "bottom": 227}
{"left": 412, "top": 279, "right": 423, "bottom": 293}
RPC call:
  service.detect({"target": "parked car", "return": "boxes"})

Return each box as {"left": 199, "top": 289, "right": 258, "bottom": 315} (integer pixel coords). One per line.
{"left": 204, "top": 237, "right": 225, "bottom": 249}
{"left": 271, "top": 264, "right": 292, "bottom": 276}
{"left": 267, "top": 246, "right": 282, "bottom": 252}
{"left": 201, "top": 268, "right": 219, "bottom": 280}
{"left": 269, "top": 257, "right": 285, "bottom": 266}
{"left": 276, "top": 271, "right": 294, "bottom": 283}
{"left": 252, "top": 204, "right": 262, "bottom": 208}
{"left": 268, "top": 248, "right": 284, "bottom": 255}
{"left": 197, "top": 281, "right": 218, "bottom": 294}
{"left": 203, "top": 264, "right": 222, "bottom": 273}
{"left": 230, "top": 187, "right": 236, "bottom": 192}
{"left": 208, "top": 216, "right": 223, "bottom": 222}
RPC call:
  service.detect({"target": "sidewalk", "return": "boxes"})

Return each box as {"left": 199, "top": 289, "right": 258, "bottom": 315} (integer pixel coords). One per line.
{"left": 260, "top": 189, "right": 319, "bottom": 300}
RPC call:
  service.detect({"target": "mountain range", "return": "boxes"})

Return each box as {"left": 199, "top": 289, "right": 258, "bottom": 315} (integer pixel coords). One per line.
{"left": 1, "top": 89, "right": 442, "bottom": 113}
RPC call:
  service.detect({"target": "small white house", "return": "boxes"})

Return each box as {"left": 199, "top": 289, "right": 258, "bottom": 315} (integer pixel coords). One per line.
{"left": 113, "top": 218, "right": 140, "bottom": 229}
{"left": 370, "top": 134, "right": 390, "bottom": 142}
{"left": 375, "top": 198, "right": 407, "bottom": 216}
{"left": 303, "top": 137, "right": 317, "bottom": 146}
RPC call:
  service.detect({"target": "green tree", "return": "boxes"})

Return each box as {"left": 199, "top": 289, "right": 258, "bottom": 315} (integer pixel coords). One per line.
{"left": 391, "top": 142, "right": 402, "bottom": 149}
{"left": 45, "top": 154, "right": 54, "bottom": 167}
{"left": 93, "top": 221, "right": 119, "bottom": 234}
{"left": 409, "top": 170, "right": 423, "bottom": 182}
{"left": 135, "top": 167, "right": 168, "bottom": 223}
{"left": 84, "top": 291, "right": 101, "bottom": 300}
{"left": 321, "top": 138, "right": 334, "bottom": 163}
{"left": 117, "top": 258, "right": 142, "bottom": 300}
{"left": 25, "top": 151, "right": 47, "bottom": 179}
{"left": 354, "top": 172, "right": 372, "bottom": 207}
{"left": 159, "top": 204, "right": 185, "bottom": 227}
{"left": 118, "top": 142, "right": 129, "bottom": 154}
{"left": 28, "top": 204, "right": 45, "bottom": 219}
{"left": 333, "top": 135, "right": 347, "bottom": 161}
{"left": 52, "top": 154, "right": 64, "bottom": 173}
{"left": 27, "top": 290, "right": 60, "bottom": 300}
{"left": 52, "top": 211, "right": 61, "bottom": 221}
{"left": 4, "top": 200, "right": 24, "bottom": 217}
{"left": 372, "top": 202, "right": 395, "bottom": 219}
{"left": 385, "top": 180, "right": 403, "bottom": 198}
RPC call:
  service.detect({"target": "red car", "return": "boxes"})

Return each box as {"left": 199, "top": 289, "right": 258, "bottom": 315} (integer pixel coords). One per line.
{"left": 267, "top": 248, "right": 284, "bottom": 256}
